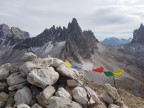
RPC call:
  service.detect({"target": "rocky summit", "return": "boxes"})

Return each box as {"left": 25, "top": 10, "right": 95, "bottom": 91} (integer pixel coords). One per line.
{"left": 0, "top": 52, "right": 131, "bottom": 108}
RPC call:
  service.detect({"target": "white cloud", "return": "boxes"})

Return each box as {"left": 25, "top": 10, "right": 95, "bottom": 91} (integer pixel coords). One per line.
{"left": 0, "top": 0, "right": 144, "bottom": 40}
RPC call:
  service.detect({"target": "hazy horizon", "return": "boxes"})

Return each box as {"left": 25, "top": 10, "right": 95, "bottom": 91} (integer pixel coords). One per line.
{"left": 0, "top": 0, "right": 144, "bottom": 40}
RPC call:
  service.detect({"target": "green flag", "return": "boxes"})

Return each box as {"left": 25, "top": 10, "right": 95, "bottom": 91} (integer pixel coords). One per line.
{"left": 104, "top": 70, "right": 114, "bottom": 78}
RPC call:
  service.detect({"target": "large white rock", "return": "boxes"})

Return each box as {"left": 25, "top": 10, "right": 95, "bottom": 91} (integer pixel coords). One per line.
{"left": 72, "top": 86, "right": 95, "bottom": 105}
{"left": 34, "top": 57, "right": 53, "bottom": 68}
{"left": 85, "top": 86, "right": 101, "bottom": 104}
{"left": 104, "top": 84, "right": 120, "bottom": 101}
{"left": 31, "top": 103, "right": 42, "bottom": 108}
{"left": 102, "top": 93, "right": 113, "bottom": 104}
{"left": 56, "top": 64, "right": 80, "bottom": 79}
{"left": 51, "top": 58, "right": 64, "bottom": 68}
{"left": 108, "top": 104, "right": 120, "bottom": 108}
{"left": 27, "top": 67, "right": 59, "bottom": 88}
{"left": 17, "top": 104, "right": 30, "bottom": 108}
{"left": 7, "top": 73, "right": 27, "bottom": 86}
{"left": 46, "top": 96, "right": 82, "bottom": 108}
{"left": 55, "top": 87, "right": 72, "bottom": 100}
{"left": 20, "top": 52, "right": 37, "bottom": 61}
{"left": 19, "top": 62, "right": 37, "bottom": 76}
{"left": 14, "top": 87, "right": 32, "bottom": 105}
{"left": 0, "top": 92, "right": 9, "bottom": 102}
{"left": 0, "top": 66, "right": 9, "bottom": 80}
{"left": 1, "top": 63, "right": 12, "bottom": 70}
{"left": 37, "top": 86, "right": 55, "bottom": 107}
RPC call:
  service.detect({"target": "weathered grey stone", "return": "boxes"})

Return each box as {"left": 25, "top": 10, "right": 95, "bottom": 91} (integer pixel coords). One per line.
{"left": 51, "top": 58, "right": 64, "bottom": 68}
{"left": 56, "top": 64, "right": 80, "bottom": 78}
{"left": 0, "top": 66, "right": 9, "bottom": 80}
{"left": 104, "top": 84, "right": 120, "bottom": 101}
{"left": 46, "top": 96, "right": 82, "bottom": 108}
{"left": 116, "top": 101, "right": 128, "bottom": 108}
{"left": 32, "top": 103, "right": 42, "bottom": 108}
{"left": 102, "top": 93, "right": 113, "bottom": 104}
{"left": 14, "top": 87, "right": 32, "bottom": 105}
{"left": 7, "top": 73, "right": 26, "bottom": 86}
{"left": 72, "top": 86, "right": 95, "bottom": 105}
{"left": 35, "top": 57, "right": 53, "bottom": 68}
{"left": 85, "top": 86, "right": 101, "bottom": 104}
{"left": 0, "top": 101, "right": 6, "bottom": 108}
{"left": 8, "top": 82, "right": 27, "bottom": 91}
{"left": 67, "top": 79, "right": 80, "bottom": 87}
{"left": 20, "top": 52, "right": 37, "bottom": 61}
{"left": 37, "top": 86, "right": 55, "bottom": 107}
{"left": 1, "top": 63, "right": 12, "bottom": 70}
{"left": 27, "top": 67, "right": 59, "bottom": 88}
{"left": 5, "top": 97, "right": 14, "bottom": 107}
{"left": 17, "top": 104, "right": 30, "bottom": 108}
{"left": 108, "top": 104, "right": 120, "bottom": 108}
{"left": 55, "top": 87, "right": 72, "bottom": 100}
{"left": 19, "top": 62, "right": 37, "bottom": 76}
{"left": 0, "top": 82, "right": 7, "bottom": 91}
{"left": 0, "top": 92, "right": 9, "bottom": 101}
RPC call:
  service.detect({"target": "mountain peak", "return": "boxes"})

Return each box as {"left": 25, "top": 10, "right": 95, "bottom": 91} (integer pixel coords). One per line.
{"left": 132, "top": 23, "right": 144, "bottom": 44}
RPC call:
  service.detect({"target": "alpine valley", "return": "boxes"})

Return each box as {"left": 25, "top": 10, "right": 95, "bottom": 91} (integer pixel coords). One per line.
{"left": 0, "top": 18, "right": 144, "bottom": 108}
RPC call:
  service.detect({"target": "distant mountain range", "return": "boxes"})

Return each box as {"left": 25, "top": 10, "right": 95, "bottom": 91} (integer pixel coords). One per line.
{"left": 101, "top": 37, "right": 132, "bottom": 46}
{"left": 0, "top": 19, "right": 144, "bottom": 99}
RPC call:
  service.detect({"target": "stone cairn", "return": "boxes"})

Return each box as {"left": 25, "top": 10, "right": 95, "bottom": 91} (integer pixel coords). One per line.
{"left": 0, "top": 52, "right": 128, "bottom": 108}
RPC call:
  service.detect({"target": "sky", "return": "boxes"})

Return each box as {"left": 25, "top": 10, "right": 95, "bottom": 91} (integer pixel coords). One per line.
{"left": 0, "top": 0, "right": 144, "bottom": 41}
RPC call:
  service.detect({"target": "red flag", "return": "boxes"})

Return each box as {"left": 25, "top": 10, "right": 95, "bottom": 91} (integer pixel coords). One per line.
{"left": 92, "top": 67, "right": 104, "bottom": 73}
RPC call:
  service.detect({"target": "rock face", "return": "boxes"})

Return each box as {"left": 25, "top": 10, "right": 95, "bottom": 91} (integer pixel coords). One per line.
{"left": 27, "top": 68, "right": 59, "bottom": 88}
{"left": 46, "top": 96, "right": 82, "bottom": 108}
{"left": 0, "top": 24, "right": 29, "bottom": 46}
{"left": 14, "top": 87, "right": 32, "bottom": 105}
{"left": 37, "top": 86, "right": 56, "bottom": 107}
{"left": 132, "top": 23, "right": 144, "bottom": 44}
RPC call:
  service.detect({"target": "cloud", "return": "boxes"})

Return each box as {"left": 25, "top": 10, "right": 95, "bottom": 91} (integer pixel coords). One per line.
{"left": 0, "top": 0, "right": 144, "bottom": 40}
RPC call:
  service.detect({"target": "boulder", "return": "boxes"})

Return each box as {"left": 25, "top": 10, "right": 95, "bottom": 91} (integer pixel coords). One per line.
{"left": 108, "top": 104, "right": 120, "bottom": 108}
{"left": 104, "top": 84, "right": 120, "bottom": 101}
{"left": 37, "top": 86, "right": 55, "bottom": 107}
{"left": 7, "top": 73, "right": 27, "bottom": 86}
{"left": 85, "top": 86, "right": 101, "bottom": 104}
{"left": 0, "top": 92, "right": 9, "bottom": 101}
{"left": 72, "top": 86, "right": 94, "bottom": 105}
{"left": 27, "top": 67, "right": 59, "bottom": 88}
{"left": 1, "top": 63, "right": 12, "bottom": 70}
{"left": 17, "top": 104, "right": 30, "bottom": 108}
{"left": 0, "top": 82, "right": 7, "bottom": 91}
{"left": 14, "top": 87, "right": 32, "bottom": 105}
{"left": 0, "top": 66, "right": 9, "bottom": 80}
{"left": 56, "top": 64, "right": 80, "bottom": 78}
{"left": 32, "top": 103, "right": 42, "bottom": 108}
{"left": 46, "top": 96, "right": 82, "bottom": 108}
{"left": 116, "top": 101, "right": 128, "bottom": 108}
{"left": 19, "top": 62, "right": 37, "bottom": 76}
{"left": 102, "top": 93, "right": 113, "bottom": 104}
{"left": 20, "top": 52, "right": 37, "bottom": 61}
{"left": 0, "top": 101, "right": 6, "bottom": 108}
{"left": 34, "top": 57, "right": 53, "bottom": 68}
{"left": 55, "top": 87, "right": 72, "bottom": 100}
{"left": 51, "top": 58, "right": 64, "bottom": 68}
{"left": 8, "top": 82, "right": 27, "bottom": 91}
{"left": 67, "top": 79, "right": 81, "bottom": 87}
{"left": 5, "top": 97, "right": 14, "bottom": 107}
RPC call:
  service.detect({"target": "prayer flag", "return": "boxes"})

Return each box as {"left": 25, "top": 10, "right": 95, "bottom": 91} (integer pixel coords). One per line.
{"left": 92, "top": 67, "right": 104, "bottom": 73}
{"left": 65, "top": 61, "right": 72, "bottom": 67}
{"left": 72, "top": 65, "right": 81, "bottom": 69}
{"left": 113, "top": 69, "right": 124, "bottom": 77}
{"left": 104, "top": 70, "right": 114, "bottom": 78}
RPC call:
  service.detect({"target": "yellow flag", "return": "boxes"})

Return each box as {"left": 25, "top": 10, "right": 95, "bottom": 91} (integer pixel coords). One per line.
{"left": 113, "top": 69, "right": 124, "bottom": 77}
{"left": 65, "top": 61, "right": 72, "bottom": 67}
